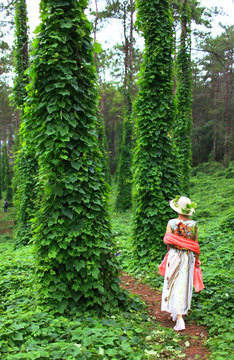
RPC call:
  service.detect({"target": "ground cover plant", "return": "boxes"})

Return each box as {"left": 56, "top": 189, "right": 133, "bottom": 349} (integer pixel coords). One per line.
{"left": 113, "top": 161, "right": 234, "bottom": 359}
{"left": 0, "top": 163, "right": 233, "bottom": 359}
{"left": 1, "top": 208, "right": 189, "bottom": 359}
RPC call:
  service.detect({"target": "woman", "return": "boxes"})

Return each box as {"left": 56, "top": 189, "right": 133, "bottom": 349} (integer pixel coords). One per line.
{"left": 159, "top": 196, "right": 204, "bottom": 331}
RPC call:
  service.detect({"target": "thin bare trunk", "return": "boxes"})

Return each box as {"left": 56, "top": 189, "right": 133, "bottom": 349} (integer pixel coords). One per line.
{"left": 224, "top": 72, "right": 228, "bottom": 159}
{"left": 229, "top": 54, "right": 233, "bottom": 160}
{"left": 213, "top": 74, "right": 217, "bottom": 161}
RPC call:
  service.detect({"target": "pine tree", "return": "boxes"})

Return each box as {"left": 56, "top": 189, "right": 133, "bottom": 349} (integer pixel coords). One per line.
{"left": 174, "top": 0, "right": 192, "bottom": 195}
{"left": 24, "top": 0, "right": 123, "bottom": 313}
{"left": 132, "top": 0, "right": 180, "bottom": 262}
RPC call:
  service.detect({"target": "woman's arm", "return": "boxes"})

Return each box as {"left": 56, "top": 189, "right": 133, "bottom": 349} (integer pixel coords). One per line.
{"left": 166, "top": 222, "right": 172, "bottom": 234}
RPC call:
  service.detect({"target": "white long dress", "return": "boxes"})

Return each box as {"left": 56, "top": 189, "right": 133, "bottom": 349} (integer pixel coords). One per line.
{"left": 161, "top": 219, "right": 197, "bottom": 315}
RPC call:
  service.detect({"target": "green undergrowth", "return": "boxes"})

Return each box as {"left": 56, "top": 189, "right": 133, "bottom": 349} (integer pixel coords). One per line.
{"left": 0, "top": 209, "right": 188, "bottom": 359}
{"left": 112, "top": 162, "right": 234, "bottom": 359}
{"left": 0, "top": 162, "right": 233, "bottom": 359}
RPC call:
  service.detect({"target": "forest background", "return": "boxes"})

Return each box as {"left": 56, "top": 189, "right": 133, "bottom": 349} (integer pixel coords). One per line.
{"left": 0, "top": 0, "right": 233, "bottom": 360}
{"left": 0, "top": 0, "right": 233, "bottom": 171}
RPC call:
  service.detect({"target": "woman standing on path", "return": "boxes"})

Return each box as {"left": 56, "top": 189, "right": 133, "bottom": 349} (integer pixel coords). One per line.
{"left": 159, "top": 196, "right": 204, "bottom": 331}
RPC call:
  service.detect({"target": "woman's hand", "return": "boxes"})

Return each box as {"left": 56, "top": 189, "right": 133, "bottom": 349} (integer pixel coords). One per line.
{"left": 195, "top": 259, "right": 201, "bottom": 268}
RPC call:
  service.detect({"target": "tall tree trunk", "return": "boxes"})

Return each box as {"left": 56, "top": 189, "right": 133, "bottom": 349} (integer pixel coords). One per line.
{"left": 224, "top": 50, "right": 232, "bottom": 163}
{"left": 213, "top": 71, "right": 217, "bottom": 161}
{"left": 174, "top": 0, "right": 192, "bottom": 195}
{"left": 132, "top": 0, "right": 180, "bottom": 261}
{"left": 115, "top": 0, "right": 134, "bottom": 212}
{"left": 25, "top": 0, "right": 122, "bottom": 312}
{"left": 129, "top": 0, "right": 133, "bottom": 88}
{"left": 123, "top": 5, "right": 129, "bottom": 92}
{"left": 229, "top": 52, "right": 234, "bottom": 160}
{"left": 13, "top": 0, "right": 29, "bottom": 111}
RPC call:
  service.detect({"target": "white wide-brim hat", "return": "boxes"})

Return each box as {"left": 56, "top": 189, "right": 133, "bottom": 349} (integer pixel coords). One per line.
{"left": 169, "top": 196, "right": 195, "bottom": 216}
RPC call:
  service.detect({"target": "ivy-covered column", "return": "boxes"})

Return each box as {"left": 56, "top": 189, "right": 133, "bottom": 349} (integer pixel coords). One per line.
{"left": 2, "top": 143, "right": 12, "bottom": 203}
{"left": 132, "top": 0, "right": 180, "bottom": 262}
{"left": 96, "top": 111, "right": 111, "bottom": 185}
{"left": 13, "top": 0, "right": 28, "bottom": 109}
{"left": 115, "top": 98, "right": 133, "bottom": 212}
{"left": 26, "top": 0, "right": 122, "bottom": 313}
{"left": 174, "top": 0, "right": 192, "bottom": 195}
{"left": 12, "top": 0, "right": 38, "bottom": 246}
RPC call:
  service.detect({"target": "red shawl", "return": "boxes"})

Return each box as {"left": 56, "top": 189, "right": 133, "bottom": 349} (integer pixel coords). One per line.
{"left": 158, "top": 232, "right": 205, "bottom": 292}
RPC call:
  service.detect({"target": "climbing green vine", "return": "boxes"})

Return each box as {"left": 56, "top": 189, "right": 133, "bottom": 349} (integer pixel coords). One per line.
{"left": 2, "top": 143, "right": 13, "bottom": 204}
{"left": 13, "top": 0, "right": 37, "bottom": 246}
{"left": 12, "top": 0, "right": 28, "bottom": 109}
{"left": 14, "top": 147, "right": 38, "bottom": 247}
{"left": 24, "top": 0, "right": 125, "bottom": 313}
{"left": 96, "top": 110, "right": 111, "bottom": 185}
{"left": 174, "top": 0, "right": 193, "bottom": 195}
{"left": 132, "top": 0, "right": 180, "bottom": 262}
{"left": 115, "top": 108, "right": 133, "bottom": 212}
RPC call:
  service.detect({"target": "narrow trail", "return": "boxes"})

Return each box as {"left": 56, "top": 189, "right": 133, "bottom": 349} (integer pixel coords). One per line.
{"left": 0, "top": 212, "right": 13, "bottom": 235}
{"left": 121, "top": 273, "right": 210, "bottom": 360}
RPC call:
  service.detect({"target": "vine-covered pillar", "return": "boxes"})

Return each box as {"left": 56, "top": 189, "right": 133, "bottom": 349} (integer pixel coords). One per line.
{"left": 25, "top": 0, "right": 124, "bottom": 313}
{"left": 13, "top": 0, "right": 28, "bottom": 110}
{"left": 174, "top": 0, "right": 192, "bottom": 195}
{"left": 132, "top": 0, "right": 180, "bottom": 262}
{"left": 13, "top": 0, "right": 38, "bottom": 246}
{"left": 2, "top": 143, "right": 12, "bottom": 203}
{"left": 96, "top": 110, "right": 111, "bottom": 185}
{"left": 115, "top": 93, "right": 133, "bottom": 212}
{"left": 115, "top": 0, "right": 135, "bottom": 212}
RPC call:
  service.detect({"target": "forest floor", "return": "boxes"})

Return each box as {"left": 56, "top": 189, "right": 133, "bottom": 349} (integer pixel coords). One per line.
{"left": 120, "top": 273, "right": 210, "bottom": 360}
{"left": 1, "top": 209, "right": 211, "bottom": 359}
{"left": 2, "top": 163, "right": 233, "bottom": 359}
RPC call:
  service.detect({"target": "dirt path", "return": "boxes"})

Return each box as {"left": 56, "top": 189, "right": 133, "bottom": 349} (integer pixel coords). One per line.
{"left": 121, "top": 273, "right": 210, "bottom": 360}
{"left": 0, "top": 212, "right": 13, "bottom": 235}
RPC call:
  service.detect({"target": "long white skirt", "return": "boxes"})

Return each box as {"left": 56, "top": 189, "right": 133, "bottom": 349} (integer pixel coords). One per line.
{"left": 161, "top": 248, "right": 195, "bottom": 315}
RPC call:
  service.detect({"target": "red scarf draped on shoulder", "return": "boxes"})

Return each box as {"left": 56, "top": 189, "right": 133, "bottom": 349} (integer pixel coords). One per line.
{"left": 158, "top": 232, "right": 205, "bottom": 292}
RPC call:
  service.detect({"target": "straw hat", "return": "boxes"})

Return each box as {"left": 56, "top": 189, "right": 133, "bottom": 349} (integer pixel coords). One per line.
{"left": 169, "top": 196, "right": 196, "bottom": 216}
